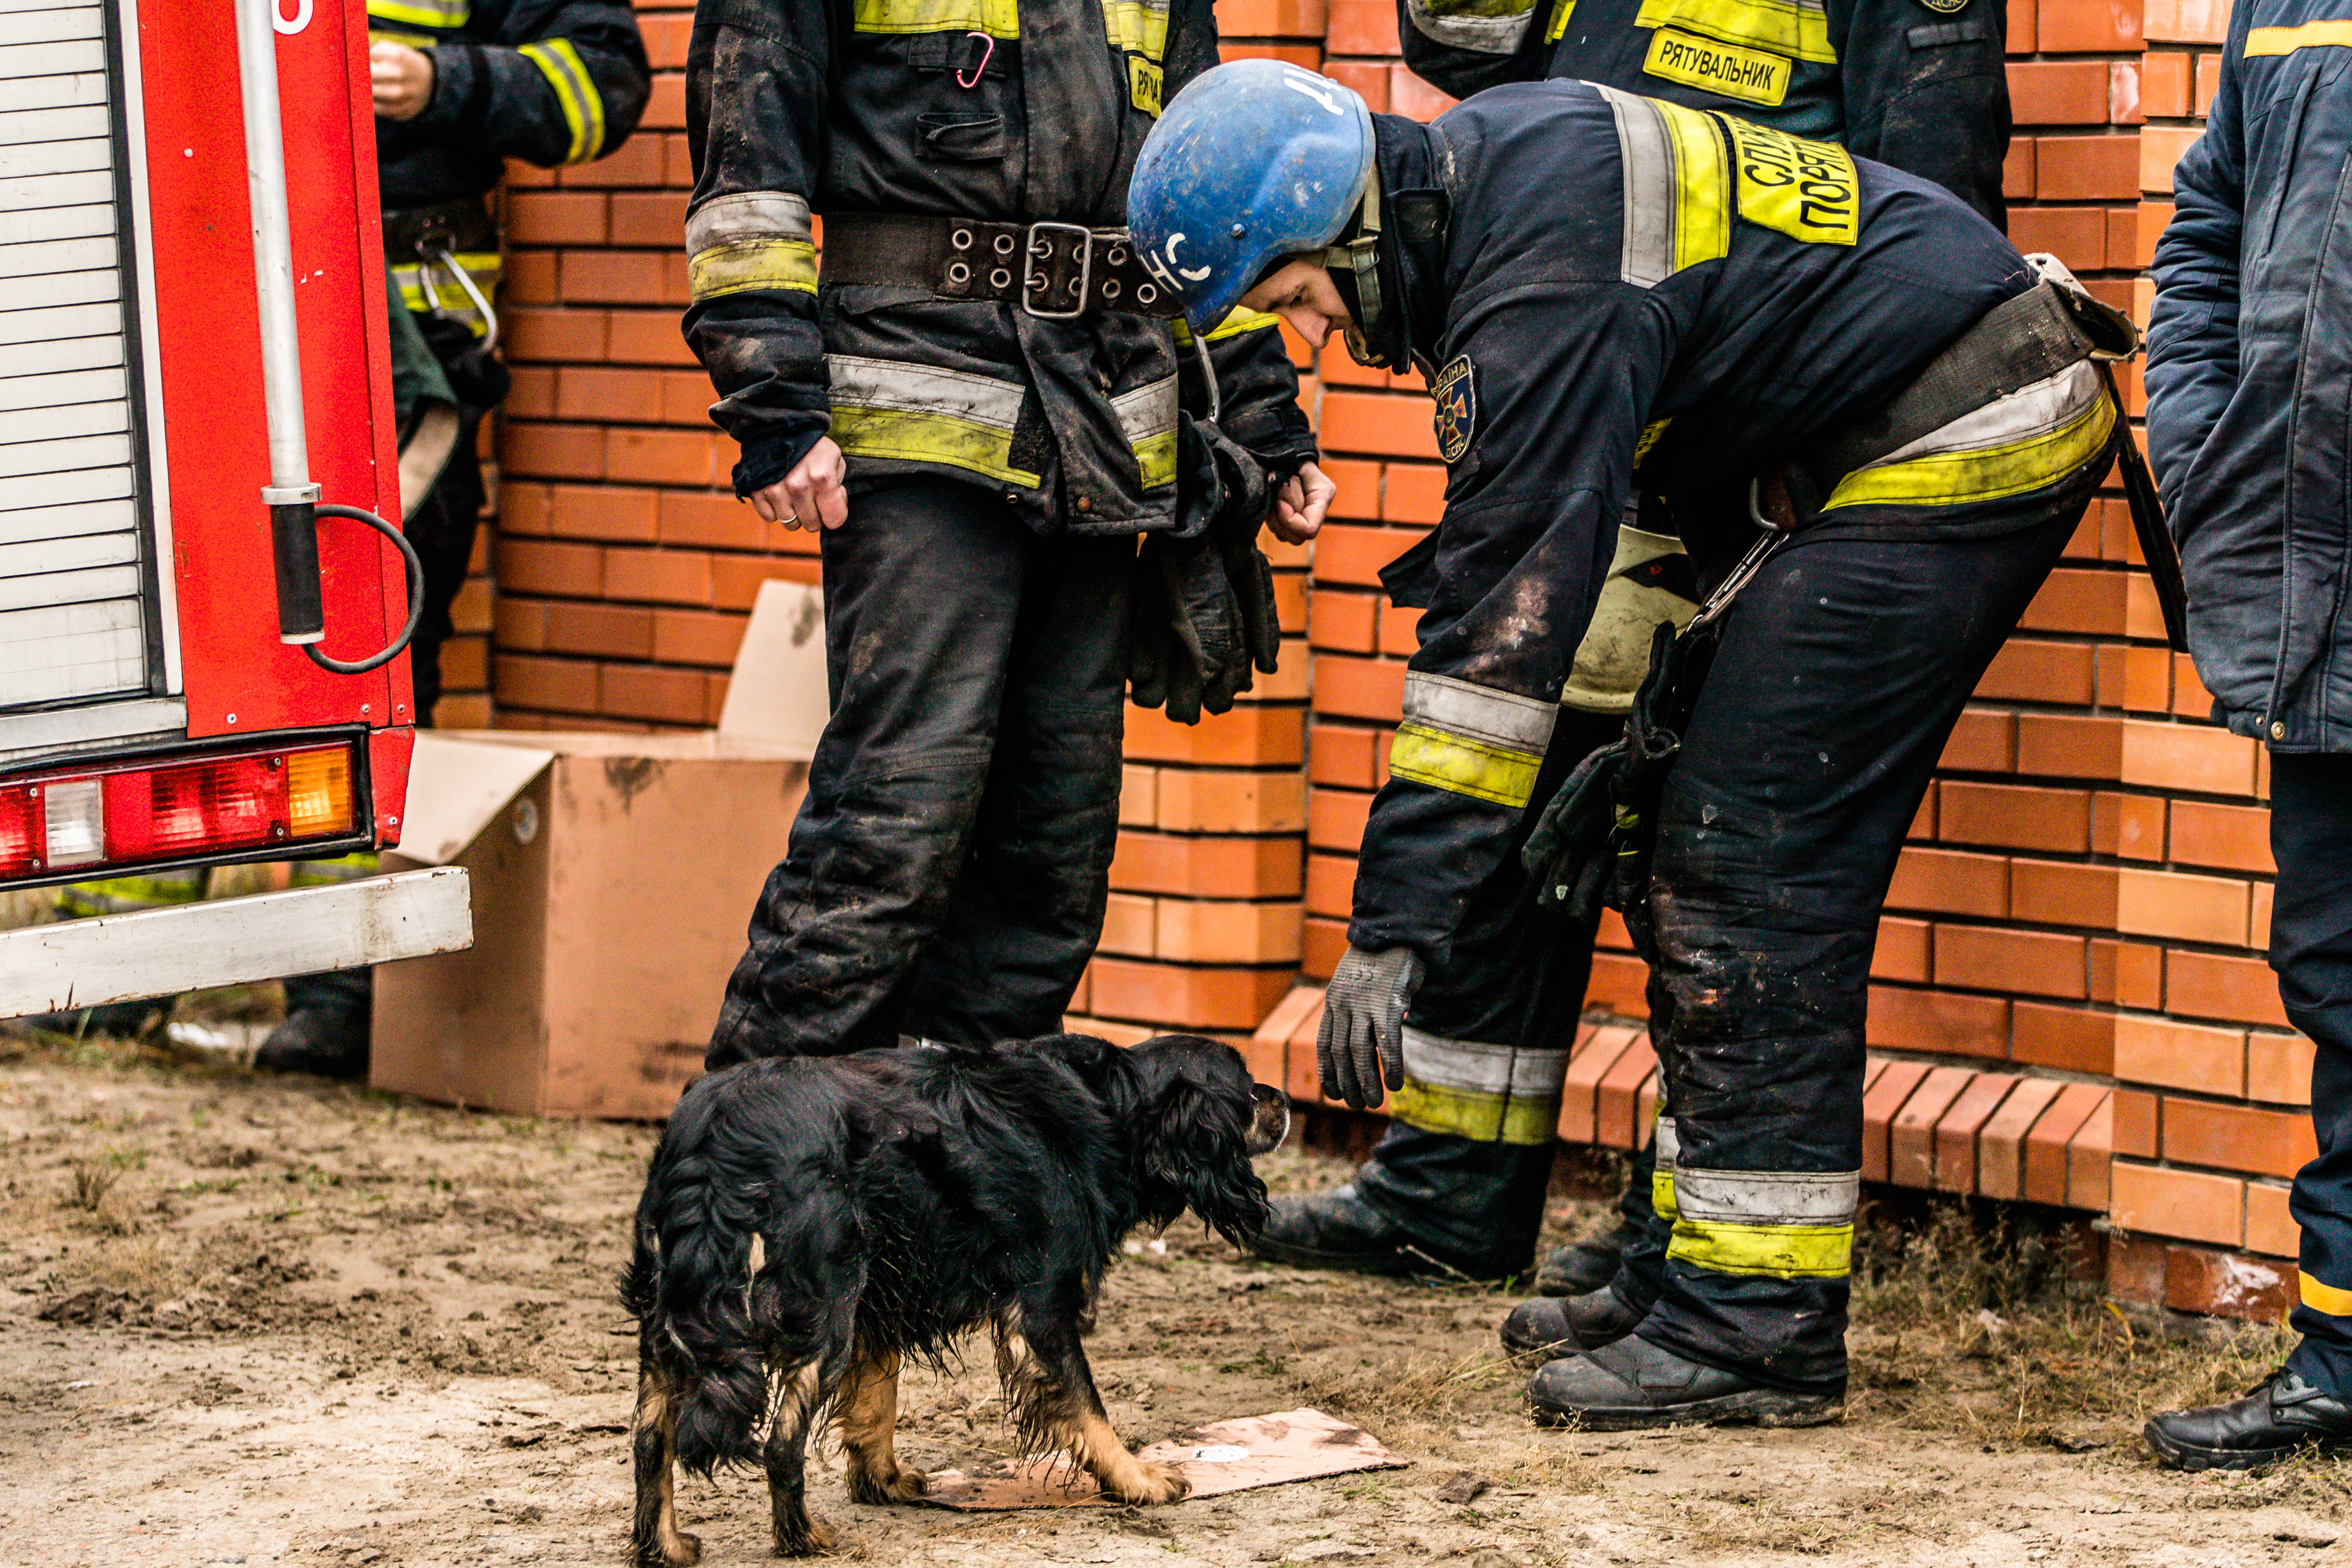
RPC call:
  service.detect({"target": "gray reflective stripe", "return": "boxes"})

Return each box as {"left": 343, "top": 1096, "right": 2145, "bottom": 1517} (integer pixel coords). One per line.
{"left": 685, "top": 191, "right": 814, "bottom": 256}
{"left": 824, "top": 354, "right": 1024, "bottom": 430}
{"left": 1403, "top": 0, "right": 1538, "bottom": 53}
{"left": 1672, "top": 1167, "right": 1859, "bottom": 1226}
{"left": 1858, "top": 361, "right": 2104, "bottom": 471}
{"left": 1597, "top": 85, "right": 1675, "bottom": 289}
{"left": 1399, "top": 1026, "right": 1571, "bottom": 1096}
{"left": 1400, "top": 670, "right": 1557, "bottom": 754}
{"left": 1653, "top": 1115, "right": 1679, "bottom": 1171}
{"left": 1111, "top": 374, "right": 1178, "bottom": 445}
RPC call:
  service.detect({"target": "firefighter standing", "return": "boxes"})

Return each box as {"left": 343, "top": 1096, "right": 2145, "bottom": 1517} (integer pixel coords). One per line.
{"left": 1252, "top": 0, "right": 2016, "bottom": 1323}
{"left": 1131, "top": 59, "right": 2125, "bottom": 1425}
{"left": 2141, "top": 0, "right": 2352, "bottom": 1472}
{"left": 682, "top": 0, "right": 1328, "bottom": 1064}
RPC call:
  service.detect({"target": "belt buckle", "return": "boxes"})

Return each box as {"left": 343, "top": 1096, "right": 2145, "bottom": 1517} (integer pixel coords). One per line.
{"left": 1023, "top": 221, "right": 1092, "bottom": 319}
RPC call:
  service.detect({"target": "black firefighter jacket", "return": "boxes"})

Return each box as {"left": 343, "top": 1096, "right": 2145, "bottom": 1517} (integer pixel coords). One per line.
{"left": 1349, "top": 82, "right": 2117, "bottom": 963}
{"left": 1395, "top": 0, "right": 2010, "bottom": 226}
{"left": 370, "top": 0, "right": 651, "bottom": 210}
{"left": 2146, "top": 0, "right": 2352, "bottom": 754}
{"left": 680, "top": 0, "right": 1315, "bottom": 523}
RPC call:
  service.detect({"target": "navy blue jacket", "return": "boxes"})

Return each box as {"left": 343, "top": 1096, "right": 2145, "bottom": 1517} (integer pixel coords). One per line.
{"left": 2147, "top": 0, "right": 2352, "bottom": 752}
{"left": 1347, "top": 83, "right": 2121, "bottom": 959}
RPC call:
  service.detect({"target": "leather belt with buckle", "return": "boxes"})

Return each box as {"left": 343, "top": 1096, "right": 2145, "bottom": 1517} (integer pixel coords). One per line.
{"left": 820, "top": 213, "right": 1186, "bottom": 318}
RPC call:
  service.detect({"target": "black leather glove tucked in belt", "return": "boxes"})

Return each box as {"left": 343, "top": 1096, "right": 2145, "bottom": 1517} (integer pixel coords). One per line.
{"left": 1128, "top": 414, "right": 1280, "bottom": 724}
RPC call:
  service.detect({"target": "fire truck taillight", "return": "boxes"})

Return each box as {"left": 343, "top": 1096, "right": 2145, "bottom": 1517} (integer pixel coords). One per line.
{"left": 0, "top": 743, "right": 360, "bottom": 880}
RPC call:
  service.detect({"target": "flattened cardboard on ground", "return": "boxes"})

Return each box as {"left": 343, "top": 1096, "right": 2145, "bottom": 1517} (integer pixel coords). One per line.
{"left": 921, "top": 1409, "right": 1407, "bottom": 1509}
{"left": 370, "top": 582, "right": 829, "bottom": 1119}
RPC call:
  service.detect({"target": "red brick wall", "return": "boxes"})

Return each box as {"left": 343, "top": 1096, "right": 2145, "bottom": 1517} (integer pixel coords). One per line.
{"left": 490, "top": 0, "right": 2296, "bottom": 1317}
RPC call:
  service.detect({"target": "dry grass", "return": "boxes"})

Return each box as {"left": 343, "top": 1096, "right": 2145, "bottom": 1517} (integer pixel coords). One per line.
{"left": 1849, "top": 1197, "right": 2297, "bottom": 1448}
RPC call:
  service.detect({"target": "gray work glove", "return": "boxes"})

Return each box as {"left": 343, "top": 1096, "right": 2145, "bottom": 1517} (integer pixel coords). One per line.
{"left": 1316, "top": 944, "right": 1426, "bottom": 1111}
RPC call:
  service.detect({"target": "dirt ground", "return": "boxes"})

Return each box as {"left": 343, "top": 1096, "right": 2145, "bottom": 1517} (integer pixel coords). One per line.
{"left": 4, "top": 1026, "right": 2351, "bottom": 1568}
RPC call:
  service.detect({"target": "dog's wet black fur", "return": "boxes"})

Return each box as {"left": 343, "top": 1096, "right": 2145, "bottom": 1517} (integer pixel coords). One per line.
{"left": 621, "top": 1033, "right": 1289, "bottom": 1562}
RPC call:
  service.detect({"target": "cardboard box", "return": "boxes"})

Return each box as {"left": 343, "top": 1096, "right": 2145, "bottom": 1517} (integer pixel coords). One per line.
{"left": 370, "top": 583, "right": 828, "bottom": 1118}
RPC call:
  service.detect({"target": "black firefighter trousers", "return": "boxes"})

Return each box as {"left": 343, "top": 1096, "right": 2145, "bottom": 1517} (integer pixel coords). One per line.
{"left": 1608, "top": 497, "right": 2090, "bottom": 1391}
{"left": 2274, "top": 753, "right": 2352, "bottom": 1394}
{"left": 706, "top": 478, "right": 1131, "bottom": 1066}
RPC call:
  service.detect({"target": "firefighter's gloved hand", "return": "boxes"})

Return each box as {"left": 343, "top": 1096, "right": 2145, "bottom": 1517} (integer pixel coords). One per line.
{"left": 1317, "top": 944, "right": 1425, "bottom": 1110}
{"left": 1523, "top": 739, "right": 1630, "bottom": 927}
{"left": 1130, "top": 531, "right": 1247, "bottom": 723}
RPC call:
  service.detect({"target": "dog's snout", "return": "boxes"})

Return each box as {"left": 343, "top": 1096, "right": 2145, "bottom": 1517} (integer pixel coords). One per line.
{"left": 1245, "top": 1084, "right": 1290, "bottom": 1156}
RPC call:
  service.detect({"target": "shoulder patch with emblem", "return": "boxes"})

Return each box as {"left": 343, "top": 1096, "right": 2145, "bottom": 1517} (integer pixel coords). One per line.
{"left": 1915, "top": 0, "right": 1969, "bottom": 17}
{"left": 1432, "top": 355, "right": 1478, "bottom": 463}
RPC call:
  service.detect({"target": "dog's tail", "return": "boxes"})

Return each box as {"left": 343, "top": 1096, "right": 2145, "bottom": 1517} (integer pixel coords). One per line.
{"left": 626, "top": 1106, "right": 860, "bottom": 1477}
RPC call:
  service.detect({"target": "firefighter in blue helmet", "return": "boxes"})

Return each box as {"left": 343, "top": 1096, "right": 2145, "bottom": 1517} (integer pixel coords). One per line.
{"left": 1132, "top": 59, "right": 2130, "bottom": 1425}
{"left": 680, "top": 0, "right": 1331, "bottom": 1066}
{"left": 1264, "top": 0, "right": 2011, "bottom": 1326}
{"left": 2140, "top": 0, "right": 2352, "bottom": 1473}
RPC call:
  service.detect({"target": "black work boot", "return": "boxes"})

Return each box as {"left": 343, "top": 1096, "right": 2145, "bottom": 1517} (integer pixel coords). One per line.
{"left": 1536, "top": 1222, "right": 1637, "bottom": 1296}
{"left": 1527, "top": 1336, "right": 1845, "bottom": 1431}
{"left": 2145, "top": 1370, "right": 2352, "bottom": 1472}
{"left": 1500, "top": 1286, "right": 1643, "bottom": 1361}
{"left": 254, "top": 969, "right": 372, "bottom": 1080}
{"left": 18, "top": 1000, "right": 171, "bottom": 1039}
{"left": 1250, "top": 1187, "right": 1515, "bottom": 1280}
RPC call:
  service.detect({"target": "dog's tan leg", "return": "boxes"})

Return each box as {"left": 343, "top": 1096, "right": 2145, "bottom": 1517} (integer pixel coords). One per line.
{"left": 631, "top": 1363, "right": 702, "bottom": 1568}
{"left": 837, "top": 1347, "right": 926, "bottom": 1505}
{"left": 766, "top": 1360, "right": 837, "bottom": 1556}
{"left": 996, "top": 1315, "right": 1188, "bottom": 1507}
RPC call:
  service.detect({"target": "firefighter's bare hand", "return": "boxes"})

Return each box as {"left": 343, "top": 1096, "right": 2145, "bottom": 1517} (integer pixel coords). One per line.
{"left": 370, "top": 42, "right": 435, "bottom": 121}
{"left": 749, "top": 437, "right": 849, "bottom": 532}
{"left": 1269, "top": 459, "right": 1333, "bottom": 544}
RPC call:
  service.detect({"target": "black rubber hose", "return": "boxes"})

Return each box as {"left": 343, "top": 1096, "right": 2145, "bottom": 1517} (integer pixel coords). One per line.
{"left": 302, "top": 503, "right": 426, "bottom": 676}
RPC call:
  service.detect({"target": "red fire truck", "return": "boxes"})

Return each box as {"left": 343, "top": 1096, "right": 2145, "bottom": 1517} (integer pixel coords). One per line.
{"left": 0, "top": 0, "right": 471, "bottom": 1015}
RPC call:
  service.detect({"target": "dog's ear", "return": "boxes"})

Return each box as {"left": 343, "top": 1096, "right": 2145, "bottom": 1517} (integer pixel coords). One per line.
{"left": 1130, "top": 1038, "right": 1273, "bottom": 1246}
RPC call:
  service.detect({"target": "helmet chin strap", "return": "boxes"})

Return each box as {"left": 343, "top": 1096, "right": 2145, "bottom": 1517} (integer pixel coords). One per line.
{"left": 1323, "top": 165, "right": 1392, "bottom": 369}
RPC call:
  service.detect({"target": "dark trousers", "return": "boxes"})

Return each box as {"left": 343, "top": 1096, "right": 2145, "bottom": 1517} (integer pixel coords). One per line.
{"left": 1631, "top": 503, "right": 2084, "bottom": 1391}
{"left": 1349, "top": 706, "right": 1620, "bottom": 1273}
{"left": 706, "top": 479, "right": 1132, "bottom": 1067}
{"left": 406, "top": 422, "right": 485, "bottom": 727}
{"left": 2277, "top": 754, "right": 2352, "bottom": 1393}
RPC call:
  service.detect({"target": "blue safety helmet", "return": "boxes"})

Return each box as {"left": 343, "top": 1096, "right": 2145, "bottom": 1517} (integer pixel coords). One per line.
{"left": 1127, "top": 59, "right": 1375, "bottom": 333}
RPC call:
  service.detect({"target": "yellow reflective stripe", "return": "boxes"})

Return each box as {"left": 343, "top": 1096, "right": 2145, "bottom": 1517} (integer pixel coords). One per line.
{"left": 1103, "top": 0, "right": 1170, "bottom": 59}
{"left": 367, "top": 0, "right": 468, "bottom": 28}
{"left": 369, "top": 27, "right": 438, "bottom": 45}
{"left": 1659, "top": 99, "right": 1729, "bottom": 274}
{"left": 1721, "top": 116, "right": 1858, "bottom": 245}
{"left": 1669, "top": 1219, "right": 1853, "bottom": 1278}
{"left": 1823, "top": 395, "right": 2116, "bottom": 511}
{"left": 286, "top": 852, "right": 380, "bottom": 888}
{"left": 2247, "top": 20, "right": 2352, "bottom": 55}
{"left": 1133, "top": 428, "right": 1177, "bottom": 488}
{"left": 1205, "top": 306, "right": 1283, "bottom": 342}
{"left": 1547, "top": 0, "right": 1576, "bottom": 40}
{"left": 1634, "top": 0, "right": 1834, "bottom": 62}
{"left": 853, "top": 0, "right": 1020, "bottom": 37}
{"left": 56, "top": 871, "right": 208, "bottom": 917}
{"left": 689, "top": 240, "right": 819, "bottom": 300}
{"left": 1644, "top": 28, "right": 1791, "bottom": 106}
{"left": 2302, "top": 1271, "right": 2352, "bottom": 1317}
{"left": 520, "top": 39, "right": 605, "bottom": 164}
{"left": 1388, "top": 721, "right": 1544, "bottom": 808}
{"left": 830, "top": 406, "right": 1042, "bottom": 487}
{"left": 1390, "top": 1080, "right": 1561, "bottom": 1146}
{"left": 1652, "top": 1167, "right": 1680, "bottom": 1218}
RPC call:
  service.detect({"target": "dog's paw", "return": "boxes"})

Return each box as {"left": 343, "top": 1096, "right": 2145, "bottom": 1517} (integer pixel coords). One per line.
{"left": 847, "top": 1465, "right": 928, "bottom": 1506}
{"left": 1105, "top": 1458, "right": 1191, "bottom": 1507}
{"left": 773, "top": 1513, "right": 836, "bottom": 1557}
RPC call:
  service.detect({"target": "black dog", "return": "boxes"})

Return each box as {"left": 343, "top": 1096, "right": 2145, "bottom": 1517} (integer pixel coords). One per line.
{"left": 622, "top": 1033, "right": 1289, "bottom": 1563}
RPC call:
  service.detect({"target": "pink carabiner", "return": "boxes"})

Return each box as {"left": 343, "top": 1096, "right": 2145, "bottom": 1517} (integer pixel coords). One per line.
{"left": 956, "top": 30, "right": 993, "bottom": 88}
